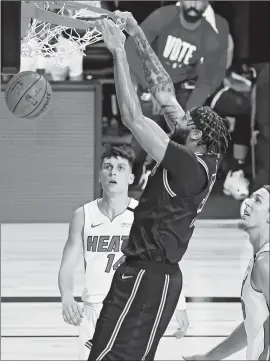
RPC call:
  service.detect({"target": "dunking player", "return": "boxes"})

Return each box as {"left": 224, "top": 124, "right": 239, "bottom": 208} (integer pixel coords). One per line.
{"left": 184, "top": 186, "right": 270, "bottom": 360}
{"left": 86, "top": 14, "right": 230, "bottom": 360}
{"left": 86, "top": 14, "right": 230, "bottom": 361}
{"left": 58, "top": 145, "right": 188, "bottom": 360}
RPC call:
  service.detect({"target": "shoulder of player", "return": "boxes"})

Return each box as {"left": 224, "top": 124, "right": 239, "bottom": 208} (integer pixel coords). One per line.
{"left": 67, "top": 207, "right": 85, "bottom": 244}
{"left": 71, "top": 206, "right": 84, "bottom": 225}
{"left": 194, "top": 152, "right": 213, "bottom": 166}
{"left": 196, "top": 152, "right": 220, "bottom": 161}
{"left": 74, "top": 206, "right": 84, "bottom": 214}
{"left": 252, "top": 252, "right": 270, "bottom": 290}
{"left": 254, "top": 252, "right": 269, "bottom": 275}
{"left": 78, "top": 199, "right": 98, "bottom": 211}
{"left": 73, "top": 198, "right": 100, "bottom": 220}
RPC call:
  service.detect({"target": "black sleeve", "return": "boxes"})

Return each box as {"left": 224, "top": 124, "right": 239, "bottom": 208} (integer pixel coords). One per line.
{"left": 160, "top": 140, "right": 208, "bottom": 196}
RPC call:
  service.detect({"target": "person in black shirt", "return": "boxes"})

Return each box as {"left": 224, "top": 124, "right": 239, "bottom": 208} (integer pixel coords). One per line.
{"left": 87, "top": 13, "right": 230, "bottom": 361}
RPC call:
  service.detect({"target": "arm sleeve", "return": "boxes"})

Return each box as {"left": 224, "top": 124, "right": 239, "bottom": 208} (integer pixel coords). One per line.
{"left": 161, "top": 140, "right": 207, "bottom": 195}
{"left": 125, "top": 8, "right": 167, "bottom": 89}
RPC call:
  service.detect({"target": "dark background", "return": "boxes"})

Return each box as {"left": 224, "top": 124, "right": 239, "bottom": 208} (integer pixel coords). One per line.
{"left": 1, "top": 1, "right": 269, "bottom": 221}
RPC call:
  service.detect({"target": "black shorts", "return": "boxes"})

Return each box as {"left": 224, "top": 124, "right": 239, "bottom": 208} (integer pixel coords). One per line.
{"left": 87, "top": 259, "right": 182, "bottom": 361}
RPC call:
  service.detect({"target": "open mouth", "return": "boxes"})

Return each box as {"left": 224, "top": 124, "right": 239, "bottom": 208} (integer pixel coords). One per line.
{"left": 109, "top": 180, "right": 117, "bottom": 184}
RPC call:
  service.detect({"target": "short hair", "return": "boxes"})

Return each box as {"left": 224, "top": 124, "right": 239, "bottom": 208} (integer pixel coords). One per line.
{"left": 262, "top": 185, "right": 270, "bottom": 211}
{"left": 188, "top": 106, "right": 231, "bottom": 154}
{"left": 262, "top": 185, "right": 270, "bottom": 194}
{"left": 101, "top": 145, "right": 135, "bottom": 168}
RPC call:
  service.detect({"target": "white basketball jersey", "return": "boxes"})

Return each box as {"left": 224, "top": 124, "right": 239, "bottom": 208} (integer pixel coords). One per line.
{"left": 81, "top": 198, "right": 138, "bottom": 304}
{"left": 241, "top": 242, "right": 269, "bottom": 360}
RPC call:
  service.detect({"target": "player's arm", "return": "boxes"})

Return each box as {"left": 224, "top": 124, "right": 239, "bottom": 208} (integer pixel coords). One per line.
{"left": 125, "top": 8, "right": 164, "bottom": 90}
{"left": 113, "top": 45, "right": 170, "bottom": 163}
{"left": 186, "top": 22, "right": 229, "bottom": 110}
{"left": 117, "top": 11, "right": 185, "bottom": 133}
{"left": 173, "top": 291, "right": 189, "bottom": 339}
{"left": 204, "top": 322, "right": 247, "bottom": 359}
{"left": 183, "top": 322, "right": 247, "bottom": 360}
{"left": 58, "top": 207, "right": 84, "bottom": 326}
{"left": 132, "top": 26, "right": 185, "bottom": 132}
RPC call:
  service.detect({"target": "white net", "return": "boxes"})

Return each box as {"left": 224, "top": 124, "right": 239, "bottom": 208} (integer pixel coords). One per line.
{"left": 21, "top": 1, "right": 120, "bottom": 67}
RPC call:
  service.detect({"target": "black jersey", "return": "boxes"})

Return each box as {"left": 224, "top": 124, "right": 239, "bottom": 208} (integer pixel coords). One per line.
{"left": 122, "top": 140, "right": 220, "bottom": 264}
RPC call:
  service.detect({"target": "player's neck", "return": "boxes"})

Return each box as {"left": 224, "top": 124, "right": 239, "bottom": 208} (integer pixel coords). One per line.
{"left": 99, "top": 194, "right": 130, "bottom": 220}
{"left": 249, "top": 229, "right": 269, "bottom": 255}
{"left": 179, "top": 11, "right": 202, "bottom": 31}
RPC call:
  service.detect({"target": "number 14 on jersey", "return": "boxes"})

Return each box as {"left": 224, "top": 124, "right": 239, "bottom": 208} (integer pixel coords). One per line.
{"left": 105, "top": 254, "right": 125, "bottom": 273}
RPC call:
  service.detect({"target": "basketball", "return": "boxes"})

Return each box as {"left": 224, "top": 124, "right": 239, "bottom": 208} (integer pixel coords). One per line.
{"left": 5, "top": 71, "right": 52, "bottom": 119}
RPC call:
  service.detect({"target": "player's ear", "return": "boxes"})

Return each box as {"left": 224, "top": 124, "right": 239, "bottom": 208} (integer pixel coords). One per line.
{"left": 190, "top": 129, "right": 203, "bottom": 141}
{"left": 98, "top": 171, "right": 102, "bottom": 183}
{"left": 129, "top": 173, "right": 135, "bottom": 185}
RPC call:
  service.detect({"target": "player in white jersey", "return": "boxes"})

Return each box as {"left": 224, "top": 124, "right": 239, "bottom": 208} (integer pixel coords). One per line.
{"left": 184, "top": 185, "right": 270, "bottom": 361}
{"left": 58, "top": 145, "right": 189, "bottom": 360}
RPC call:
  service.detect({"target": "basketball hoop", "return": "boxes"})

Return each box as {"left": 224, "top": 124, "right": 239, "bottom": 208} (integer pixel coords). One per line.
{"left": 21, "top": 1, "right": 123, "bottom": 67}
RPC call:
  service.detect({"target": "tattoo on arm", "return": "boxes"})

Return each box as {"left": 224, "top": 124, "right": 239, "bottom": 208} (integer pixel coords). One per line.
{"left": 133, "top": 28, "right": 175, "bottom": 97}
{"left": 132, "top": 27, "right": 184, "bottom": 130}
{"left": 160, "top": 104, "right": 181, "bottom": 132}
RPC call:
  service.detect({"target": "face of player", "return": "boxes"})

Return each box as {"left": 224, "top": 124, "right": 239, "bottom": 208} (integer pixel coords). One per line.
{"left": 239, "top": 188, "right": 270, "bottom": 232}
{"left": 180, "top": 0, "right": 209, "bottom": 23}
{"left": 100, "top": 156, "right": 134, "bottom": 194}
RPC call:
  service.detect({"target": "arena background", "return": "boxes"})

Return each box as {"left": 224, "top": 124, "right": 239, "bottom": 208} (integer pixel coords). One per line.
{"left": 1, "top": 1, "right": 269, "bottom": 360}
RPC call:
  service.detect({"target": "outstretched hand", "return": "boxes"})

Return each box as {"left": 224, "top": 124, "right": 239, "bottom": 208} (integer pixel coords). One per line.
{"left": 95, "top": 18, "right": 126, "bottom": 53}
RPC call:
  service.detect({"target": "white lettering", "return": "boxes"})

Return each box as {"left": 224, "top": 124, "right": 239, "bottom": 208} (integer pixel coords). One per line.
{"left": 178, "top": 41, "right": 190, "bottom": 63}
{"left": 183, "top": 45, "right": 196, "bottom": 65}
{"left": 169, "top": 38, "right": 182, "bottom": 61}
{"left": 163, "top": 35, "right": 197, "bottom": 66}
{"left": 163, "top": 35, "right": 177, "bottom": 59}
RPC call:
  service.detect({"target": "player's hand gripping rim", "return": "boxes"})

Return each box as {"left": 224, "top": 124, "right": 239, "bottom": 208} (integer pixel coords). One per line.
{"left": 94, "top": 18, "right": 126, "bottom": 53}
{"left": 113, "top": 10, "right": 139, "bottom": 36}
